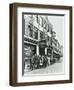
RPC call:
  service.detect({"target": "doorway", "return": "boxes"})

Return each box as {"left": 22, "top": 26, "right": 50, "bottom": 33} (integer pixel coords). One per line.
{"left": 39, "top": 47, "right": 45, "bottom": 55}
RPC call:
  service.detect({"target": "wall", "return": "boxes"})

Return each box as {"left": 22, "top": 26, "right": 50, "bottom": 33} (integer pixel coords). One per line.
{"left": 0, "top": 0, "right": 74, "bottom": 90}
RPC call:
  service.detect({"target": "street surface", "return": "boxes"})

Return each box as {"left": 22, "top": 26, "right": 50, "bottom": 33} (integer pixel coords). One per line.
{"left": 24, "top": 58, "right": 64, "bottom": 76}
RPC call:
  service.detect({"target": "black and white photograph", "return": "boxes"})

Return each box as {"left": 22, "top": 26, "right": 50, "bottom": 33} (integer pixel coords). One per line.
{"left": 10, "top": 3, "right": 72, "bottom": 86}
{"left": 22, "top": 13, "right": 64, "bottom": 76}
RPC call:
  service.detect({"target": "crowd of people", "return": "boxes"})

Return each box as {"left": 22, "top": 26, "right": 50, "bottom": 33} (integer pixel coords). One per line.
{"left": 29, "top": 54, "right": 49, "bottom": 70}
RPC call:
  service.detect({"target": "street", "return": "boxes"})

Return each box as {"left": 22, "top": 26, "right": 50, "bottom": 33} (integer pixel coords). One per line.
{"left": 24, "top": 58, "right": 64, "bottom": 76}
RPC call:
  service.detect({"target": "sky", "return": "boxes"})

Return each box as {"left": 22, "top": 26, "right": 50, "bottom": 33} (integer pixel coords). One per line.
{"left": 48, "top": 15, "right": 65, "bottom": 46}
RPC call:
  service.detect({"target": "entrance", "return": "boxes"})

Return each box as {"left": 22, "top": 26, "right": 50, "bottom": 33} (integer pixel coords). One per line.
{"left": 39, "top": 47, "right": 45, "bottom": 55}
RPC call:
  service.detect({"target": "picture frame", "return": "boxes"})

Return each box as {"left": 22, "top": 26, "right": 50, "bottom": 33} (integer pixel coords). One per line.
{"left": 9, "top": 3, "right": 72, "bottom": 86}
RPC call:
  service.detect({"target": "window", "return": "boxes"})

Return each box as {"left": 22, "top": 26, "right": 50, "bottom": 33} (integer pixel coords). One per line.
{"left": 34, "top": 27, "right": 38, "bottom": 40}
{"left": 40, "top": 32, "right": 45, "bottom": 40}
{"left": 44, "top": 20, "right": 47, "bottom": 30}
{"left": 47, "top": 36, "right": 51, "bottom": 46}
{"left": 28, "top": 25, "right": 33, "bottom": 38}
{"left": 39, "top": 17, "right": 42, "bottom": 26}
{"left": 34, "top": 30, "right": 38, "bottom": 40}
{"left": 41, "top": 17, "right": 44, "bottom": 27}
{"left": 24, "top": 17, "right": 28, "bottom": 36}
{"left": 23, "top": 18, "right": 25, "bottom": 35}
{"left": 36, "top": 15, "right": 40, "bottom": 25}
{"left": 47, "top": 25, "right": 49, "bottom": 32}
{"left": 36, "top": 15, "right": 38, "bottom": 23}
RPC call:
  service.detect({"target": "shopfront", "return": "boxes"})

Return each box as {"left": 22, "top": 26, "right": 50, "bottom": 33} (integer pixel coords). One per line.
{"left": 24, "top": 42, "right": 36, "bottom": 72}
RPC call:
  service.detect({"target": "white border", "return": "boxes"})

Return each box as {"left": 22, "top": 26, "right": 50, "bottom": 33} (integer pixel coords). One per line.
{"left": 17, "top": 7, "right": 70, "bottom": 82}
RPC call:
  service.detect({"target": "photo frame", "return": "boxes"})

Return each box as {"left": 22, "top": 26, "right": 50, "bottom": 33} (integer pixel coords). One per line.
{"left": 9, "top": 3, "right": 72, "bottom": 86}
